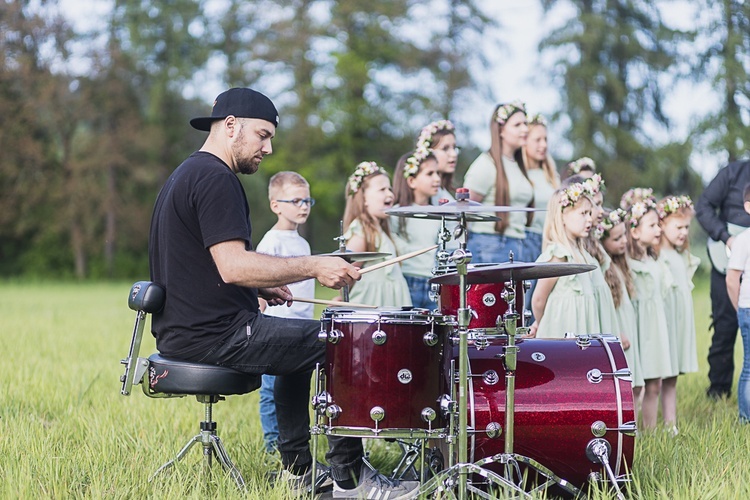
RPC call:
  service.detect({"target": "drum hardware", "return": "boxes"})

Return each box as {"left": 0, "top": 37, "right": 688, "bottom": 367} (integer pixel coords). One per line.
{"left": 586, "top": 439, "right": 626, "bottom": 500}
{"left": 590, "top": 420, "right": 638, "bottom": 438}
{"left": 587, "top": 367, "right": 633, "bottom": 384}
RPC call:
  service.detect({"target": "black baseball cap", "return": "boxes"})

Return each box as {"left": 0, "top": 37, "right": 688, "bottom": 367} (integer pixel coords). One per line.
{"left": 189, "top": 88, "right": 279, "bottom": 131}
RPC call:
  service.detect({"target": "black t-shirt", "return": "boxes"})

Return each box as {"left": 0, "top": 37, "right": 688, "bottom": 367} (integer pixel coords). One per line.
{"left": 696, "top": 160, "right": 750, "bottom": 243}
{"left": 149, "top": 151, "right": 259, "bottom": 359}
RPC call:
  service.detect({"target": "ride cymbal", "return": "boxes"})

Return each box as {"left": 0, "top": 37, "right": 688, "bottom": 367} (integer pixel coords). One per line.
{"left": 429, "top": 261, "right": 596, "bottom": 285}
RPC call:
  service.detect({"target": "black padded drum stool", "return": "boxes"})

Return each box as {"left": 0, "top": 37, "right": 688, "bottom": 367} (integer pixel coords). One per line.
{"left": 119, "top": 281, "right": 260, "bottom": 490}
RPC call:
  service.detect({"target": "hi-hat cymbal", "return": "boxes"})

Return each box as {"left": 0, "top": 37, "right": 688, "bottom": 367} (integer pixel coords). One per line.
{"left": 386, "top": 199, "right": 537, "bottom": 221}
{"left": 429, "top": 261, "right": 597, "bottom": 285}
{"left": 316, "top": 250, "right": 391, "bottom": 262}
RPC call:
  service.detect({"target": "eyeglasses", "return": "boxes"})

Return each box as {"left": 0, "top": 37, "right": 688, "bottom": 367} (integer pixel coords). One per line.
{"left": 276, "top": 197, "right": 316, "bottom": 207}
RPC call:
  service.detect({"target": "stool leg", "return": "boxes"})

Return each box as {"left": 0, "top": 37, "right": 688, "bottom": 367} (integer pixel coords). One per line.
{"left": 210, "top": 434, "right": 246, "bottom": 490}
{"left": 149, "top": 398, "right": 246, "bottom": 491}
{"left": 150, "top": 434, "right": 201, "bottom": 481}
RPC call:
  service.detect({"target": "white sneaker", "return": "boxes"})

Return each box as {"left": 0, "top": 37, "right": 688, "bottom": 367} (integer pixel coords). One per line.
{"left": 279, "top": 462, "right": 334, "bottom": 495}
{"left": 333, "top": 466, "right": 419, "bottom": 499}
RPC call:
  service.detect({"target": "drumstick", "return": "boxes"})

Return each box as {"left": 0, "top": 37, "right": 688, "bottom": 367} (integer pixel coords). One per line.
{"left": 360, "top": 244, "right": 439, "bottom": 275}
{"left": 293, "top": 296, "right": 378, "bottom": 309}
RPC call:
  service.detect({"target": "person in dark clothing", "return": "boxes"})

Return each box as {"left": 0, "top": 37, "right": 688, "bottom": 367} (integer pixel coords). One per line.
{"left": 149, "top": 88, "right": 419, "bottom": 499}
{"left": 695, "top": 159, "right": 750, "bottom": 399}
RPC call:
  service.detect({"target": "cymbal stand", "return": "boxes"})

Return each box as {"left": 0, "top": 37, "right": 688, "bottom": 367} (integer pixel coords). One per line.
{"left": 333, "top": 220, "right": 350, "bottom": 302}
{"left": 423, "top": 263, "right": 582, "bottom": 498}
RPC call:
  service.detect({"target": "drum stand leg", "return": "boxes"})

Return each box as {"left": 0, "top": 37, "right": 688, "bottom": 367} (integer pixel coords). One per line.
{"left": 424, "top": 271, "right": 582, "bottom": 499}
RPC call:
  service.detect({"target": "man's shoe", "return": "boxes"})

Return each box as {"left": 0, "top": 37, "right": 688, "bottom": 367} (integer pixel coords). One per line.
{"left": 279, "top": 462, "right": 334, "bottom": 495}
{"left": 333, "top": 466, "right": 419, "bottom": 499}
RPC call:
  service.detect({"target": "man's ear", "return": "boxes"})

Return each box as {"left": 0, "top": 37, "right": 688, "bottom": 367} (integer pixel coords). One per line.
{"left": 223, "top": 115, "right": 237, "bottom": 137}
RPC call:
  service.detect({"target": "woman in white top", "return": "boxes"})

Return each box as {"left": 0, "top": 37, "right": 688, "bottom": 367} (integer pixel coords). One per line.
{"left": 522, "top": 113, "right": 559, "bottom": 263}
{"left": 463, "top": 101, "right": 534, "bottom": 263}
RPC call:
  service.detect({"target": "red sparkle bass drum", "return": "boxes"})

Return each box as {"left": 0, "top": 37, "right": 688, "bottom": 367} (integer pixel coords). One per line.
{"left": 319, "top": 307, "right": 453, "bottom": 437}
{"left": 443, "top": 335, "right": 635, "bottom": 488}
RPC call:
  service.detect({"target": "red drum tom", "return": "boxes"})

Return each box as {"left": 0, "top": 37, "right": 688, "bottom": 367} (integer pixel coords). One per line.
{"left": 320, "top": 307, "right": 453, "bottom": 437}
{"left": 444, "top": 335, "right": 635, "bottom": 488}
{"left": 439, "top": 280, "right": 524, "bottom": 331}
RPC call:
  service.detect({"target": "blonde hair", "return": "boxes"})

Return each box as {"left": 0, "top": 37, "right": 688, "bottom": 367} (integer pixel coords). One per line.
{"left": 542, "top": 190, "right": 592, "bottom": 263}
{"left": 343, "top": 171, "right": 391, "bottom": 253}
{"left": 268, "top": 171, "right": 309, "bottom": 201}
{"left": 522, "top": 122, "right": 559, "bottom": 189}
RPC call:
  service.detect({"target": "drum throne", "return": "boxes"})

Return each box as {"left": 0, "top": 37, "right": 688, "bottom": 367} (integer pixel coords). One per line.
{"left": 119, "top": 281, "right": 260, "bottom": 490}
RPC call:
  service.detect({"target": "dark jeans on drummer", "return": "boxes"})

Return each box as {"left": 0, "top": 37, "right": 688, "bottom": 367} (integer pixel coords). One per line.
{"left": 708, "top": 268, "right": 740, "bottom": 398}
{"left": 405, "top": 275, "right": 436, "bottom": 310}
{"left": 194, "top": 313, "right": 363, "bottom": 480}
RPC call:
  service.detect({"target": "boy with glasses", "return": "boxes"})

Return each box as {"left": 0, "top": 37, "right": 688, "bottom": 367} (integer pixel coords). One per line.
{"left": 256, "top": 171, "right": 316, "bottom": 455}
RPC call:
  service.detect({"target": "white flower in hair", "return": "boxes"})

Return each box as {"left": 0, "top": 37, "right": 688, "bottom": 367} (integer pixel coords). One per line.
{"left": 347, "top": 161, "right": 387, "bottom": 195}
{"left": 559, "top": 182, "right": 589, "bottom": 210}
{"left": 657, "top": 195, "right": 693, "bottom": 219}
{"left": 404, "top": 146, "right": 431, "bottom": 178}
{"left": 568, "top": 157, "right": 596, "bottom": 174}
{"left": 626, "top": 199, "right": 657, "bottom": 228}
{"left": 494, "top": 101, "right": 526, "bottom": 125}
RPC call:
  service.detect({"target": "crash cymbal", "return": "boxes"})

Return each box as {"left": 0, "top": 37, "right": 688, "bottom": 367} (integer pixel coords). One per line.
{"left": 316, "top": 250, "right": 391, "bottom": 262}
{"left": 386, "top": 199, "right": 537, "bottom": 221}
{"left": 429, "top": 261, "right": 597, "bottom": 285}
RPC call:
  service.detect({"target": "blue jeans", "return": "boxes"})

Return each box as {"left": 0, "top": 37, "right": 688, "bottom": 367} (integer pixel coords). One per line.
{"left": 738, "top": 308, "right": 750, "bottom": 421}
{"left": 259, "top": 374, "right": 279, "bottom": 453}
{"left": 522, "top": 230, "right": 543, "bottom": 323}
{"left": 468, "top": 232, "right": 526, "bottom": 264}
{"left": 405, "top": 275, "right": 435, "bottom": 310}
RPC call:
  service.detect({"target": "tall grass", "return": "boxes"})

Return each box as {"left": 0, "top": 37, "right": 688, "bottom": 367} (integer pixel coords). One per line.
{"left": 0, "top": 279, "right": 748, "bottom": 498}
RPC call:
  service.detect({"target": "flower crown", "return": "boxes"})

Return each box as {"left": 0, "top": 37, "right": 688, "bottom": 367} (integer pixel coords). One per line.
{"left": 559, "top": 182, "right": 592, "bottom": 210}
{"left": 583, "top": 173, "right": 605, "bottom": 195}
{"left": 620, "top": 187, "right": 654, "bottom": 210}
{"left": 494, "top": 101, "right": 526, "bottom": 125}
{"left": 567, "top": 157, "right": 596, "bottom": 174}
{"left": 404, "top": 146, "right": 431, "bottom": 178}
{"left": 416, "top": 119, "right": 455, "bottom": 150}
{"left": 657, "top": 195, "right": 694, "bottom": 219}
{"left": 626, "top": 198, "right": 658, "bottom": 228}
{"left": 347, "top": 161, "right": 387, "bottom": 196}
{"left": 527, "top": 113, "right": 547, "bottom": 127}
{"left": 596, "top": 208, "right": 627, "bottom": 240}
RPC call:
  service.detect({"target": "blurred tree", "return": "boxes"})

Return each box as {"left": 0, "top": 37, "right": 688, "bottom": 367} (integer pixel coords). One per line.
{"left": 0, "top": 0, "right": 78, "bottom": 277}
{"left": 206, "top": 0, "right": 494, "bottom": 251}
{"left": 693, "top": 0, "right": 750, "bottom": 163}
{"left": 539, "top": 0, "right": 701, "bottom": 202}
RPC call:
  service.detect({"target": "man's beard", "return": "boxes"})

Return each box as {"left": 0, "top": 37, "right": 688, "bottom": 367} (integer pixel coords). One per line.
{"left": 236, "top": 156, "right": 259, "bottom": 175}
{"left": 232, "top": 128, "right": 260, "bottom": 175}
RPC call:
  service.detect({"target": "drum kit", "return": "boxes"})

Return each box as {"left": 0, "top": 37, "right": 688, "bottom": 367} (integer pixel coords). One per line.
{"left": 310, "top": 189, "right": 636, "bottom": 499}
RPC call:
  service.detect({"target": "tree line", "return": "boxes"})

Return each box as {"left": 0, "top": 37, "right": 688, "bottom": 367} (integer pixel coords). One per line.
{"left": 1, "top": 0, "right": 747, "bottom": 279}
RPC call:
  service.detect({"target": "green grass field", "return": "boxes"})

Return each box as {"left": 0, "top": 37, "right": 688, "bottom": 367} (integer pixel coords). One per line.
{"left": 1, "top": 278, "right": 749, "bottom": 499}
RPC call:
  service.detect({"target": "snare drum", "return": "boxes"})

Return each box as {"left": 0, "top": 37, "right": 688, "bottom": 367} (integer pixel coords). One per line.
{"left": 319, "top": 307, "right": 453, "bottom": 437}
{"left": 443, "top": 335, "right": 635, "bottom": 487}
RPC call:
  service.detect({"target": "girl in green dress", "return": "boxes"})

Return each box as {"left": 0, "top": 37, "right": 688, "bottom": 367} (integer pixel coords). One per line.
{"left": 625, "top": 196, "right": 674, "bottom": 430}
{"left": 600, "top": 208, "right": 641, "bottom": 417}
{"left": 529, "top": 183, "right": 598, "bottom": 339}
{"left": 657, "top": 195, "right": 700, "bottom": 435}
{"left": 342, "top": 162, "right": 412, "bottom": 307}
